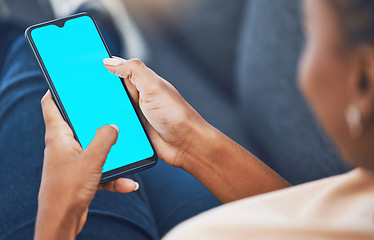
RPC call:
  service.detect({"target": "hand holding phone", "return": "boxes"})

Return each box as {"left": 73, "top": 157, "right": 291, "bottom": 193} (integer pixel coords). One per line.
{"left": 36, "top": 91, "right": 140, "bottom": 239}
{"left": 25, "top": 13, "right": 157, "bottom": 182}
{"left": 102, "top": 57, "right": 212, "bottom": 170}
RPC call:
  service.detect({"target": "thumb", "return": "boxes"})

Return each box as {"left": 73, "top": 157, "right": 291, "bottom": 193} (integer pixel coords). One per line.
{"left": 83, "top": 124, "right": 119, "bottom": 167}
{"left": 103, "top": 57, "right": 161, "bottom": 94}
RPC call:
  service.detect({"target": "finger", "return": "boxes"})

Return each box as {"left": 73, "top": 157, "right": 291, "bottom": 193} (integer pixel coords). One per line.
{"left": 123, "top": 77, "right": 140, "bottom": 107}
{"left": 98, "top": 178, "right": 139, "bottom": 193}
{"left": 103, "top": 57, "right": 161, "bottom": 94}
{"left": 41, "top": 91, "right": 65, "bottom": 129}
{"left": 41, "top": 91, "right": 73, "bottom": 139}
{"left": 83, "top": 125, "right": 119, "bottom": 167}
{"left": 106, "top": 58, "right": 140, "bottom": 106}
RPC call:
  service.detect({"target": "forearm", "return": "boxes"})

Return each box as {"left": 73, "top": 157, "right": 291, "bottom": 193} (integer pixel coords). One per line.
{"left": 182, "top": 123, "right": 291, "bottom": 204}
{"left": 34, "top": 203, "right": 79, "bottom": 240}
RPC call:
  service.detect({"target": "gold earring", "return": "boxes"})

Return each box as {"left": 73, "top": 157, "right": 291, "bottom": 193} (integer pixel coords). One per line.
{"left": 346, "top": 104, "right": 363, "bottom": 138}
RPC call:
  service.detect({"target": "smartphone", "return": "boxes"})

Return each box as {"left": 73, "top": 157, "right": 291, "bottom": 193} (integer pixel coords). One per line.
{"left": 25, "top": 13, "right": 157, "bottom": 183}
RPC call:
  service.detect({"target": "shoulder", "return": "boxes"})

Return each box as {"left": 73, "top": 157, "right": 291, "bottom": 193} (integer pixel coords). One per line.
{"left": 163, "top": 169, "right": 374, "bottom": 240}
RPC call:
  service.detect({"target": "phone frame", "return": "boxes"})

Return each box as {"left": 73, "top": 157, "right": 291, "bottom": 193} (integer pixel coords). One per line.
{"left": 25, "top": 12, "right": 157, "bottom": 183}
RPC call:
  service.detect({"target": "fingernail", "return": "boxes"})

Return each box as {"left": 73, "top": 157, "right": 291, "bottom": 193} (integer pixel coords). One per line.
{"left": 110, "top": 124, "right": 119, "bottom": 132}
{"left": 134, "top": 182, "right": 139, "bottom": 191}
{"left": 103, "top": 58, "right": 122, "bottom": 66}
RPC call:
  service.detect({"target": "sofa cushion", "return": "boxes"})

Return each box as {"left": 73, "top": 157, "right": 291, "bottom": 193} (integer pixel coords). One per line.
{"left": 147, "top": 36, "right": 250, "bottom": 149}
{"left": 237, "top": 0, "right": 351, "bottom": 185}
{"left": 160, "top": 0, "right": 247, "bottom": 100}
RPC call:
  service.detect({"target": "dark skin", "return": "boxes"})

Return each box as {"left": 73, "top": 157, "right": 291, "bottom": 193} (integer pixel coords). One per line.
{"left": 34, "top": 0, "right": 374, "bottom": 239}
{"left": 300, "top": 0, "right": 374, "bottom": 171}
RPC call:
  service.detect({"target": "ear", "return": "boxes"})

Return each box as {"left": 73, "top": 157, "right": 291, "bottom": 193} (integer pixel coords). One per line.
{"left": 351, "top": 45, "right": 374, "bottom": 129}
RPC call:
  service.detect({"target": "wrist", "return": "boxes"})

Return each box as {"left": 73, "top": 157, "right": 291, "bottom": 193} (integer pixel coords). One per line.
{"left": 180, "top": 119, "right": 220, "bottom": 173}
{"left": 35, "top": 191, "right": 82, "bottom": 240}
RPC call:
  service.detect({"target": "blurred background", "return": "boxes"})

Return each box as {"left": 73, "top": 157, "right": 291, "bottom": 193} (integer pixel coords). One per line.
{"left": 0, "top": 0, "right": 351, "bottom": 185}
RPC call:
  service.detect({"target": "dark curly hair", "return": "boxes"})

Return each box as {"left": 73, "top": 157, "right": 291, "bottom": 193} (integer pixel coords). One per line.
{"left": 329, "top": 0, "right": 374, "bottom": 47}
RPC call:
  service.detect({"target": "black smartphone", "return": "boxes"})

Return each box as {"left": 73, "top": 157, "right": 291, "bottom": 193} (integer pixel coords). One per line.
{"left": 25, "top": 13, "right": 157, "bottom": 183}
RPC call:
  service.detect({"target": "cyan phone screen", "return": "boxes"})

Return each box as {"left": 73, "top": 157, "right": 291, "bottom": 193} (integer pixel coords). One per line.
{"left": 31, "top": 16, "right": 154, "bottom": 173}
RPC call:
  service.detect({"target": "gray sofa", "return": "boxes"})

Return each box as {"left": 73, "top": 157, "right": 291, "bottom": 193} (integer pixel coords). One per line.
{"left": 144, "top": 0, "right": 351, "bottom": 185}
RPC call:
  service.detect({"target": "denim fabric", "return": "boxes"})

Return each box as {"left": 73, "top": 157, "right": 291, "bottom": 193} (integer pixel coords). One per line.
{"left": 0, "top": 17, "right": 219, "bottom": 239}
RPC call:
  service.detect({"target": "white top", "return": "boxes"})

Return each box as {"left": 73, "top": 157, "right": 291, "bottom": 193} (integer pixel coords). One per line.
{"left": 163, "top": 168, "right": 374, "bottom": 239}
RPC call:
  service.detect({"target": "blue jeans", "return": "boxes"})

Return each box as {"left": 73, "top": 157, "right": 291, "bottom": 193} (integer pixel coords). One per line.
{"left": 0, "top": 15, "right": 220, "bottom": 239}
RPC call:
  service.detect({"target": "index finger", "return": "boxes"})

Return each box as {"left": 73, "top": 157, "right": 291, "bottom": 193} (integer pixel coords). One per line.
{"left": 103, "top": 57, "right": 160, "bottom": 93}
{"left": 41, "top": 91, "right": 73, "bottom": 136}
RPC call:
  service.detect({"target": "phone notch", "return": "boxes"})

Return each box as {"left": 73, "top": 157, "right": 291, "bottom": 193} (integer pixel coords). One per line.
{"left": 55, "top": 19, "right": 66, "bottom": 28}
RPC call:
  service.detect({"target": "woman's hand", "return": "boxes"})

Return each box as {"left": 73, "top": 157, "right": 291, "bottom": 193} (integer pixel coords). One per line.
{"left": 104, "top": 58, "right": 290, "bottom": 204}
{"left": 104, "top": 57, "right": 211, "bottom": 169}
{"left": 35, "top": 91, "right": 139, "bottom": 240}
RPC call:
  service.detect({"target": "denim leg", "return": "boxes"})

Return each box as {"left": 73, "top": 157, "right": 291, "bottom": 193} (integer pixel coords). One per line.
{"left": 0, "top": 34, "right": 48, "bottom": 239}
{"left": 139, "top": 161, "right": 221, "bottom": 237}
{"left": 0, "top": 20, "right": 25, "bottom": 69}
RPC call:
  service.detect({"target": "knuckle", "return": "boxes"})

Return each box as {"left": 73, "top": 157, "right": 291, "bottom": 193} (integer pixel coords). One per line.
{"left": 44, "top": 134, "right": 54, "bottom": 146}
{"left": 44, "top": 129, "right": 59, "bottom": 146}
{"left": 87, "top": 146, "right": 102, "bottom": 158}
{"left": 149, "top": 76, "right": 165, "bottom": 92}
{"left": 130, "top": 58, "right": 144, "bottom": 67}
{"left": 151, "top": 78, "right": 163, "bottom": 91}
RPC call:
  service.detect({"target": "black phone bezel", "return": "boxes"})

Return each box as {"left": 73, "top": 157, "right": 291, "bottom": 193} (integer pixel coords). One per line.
{"left": 25, "top": 12, "right": 158, "bottom": 183}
